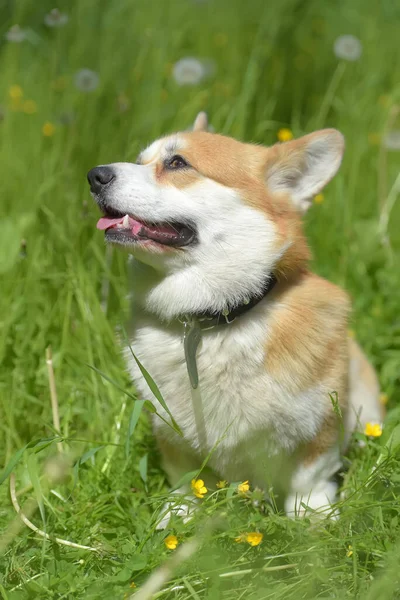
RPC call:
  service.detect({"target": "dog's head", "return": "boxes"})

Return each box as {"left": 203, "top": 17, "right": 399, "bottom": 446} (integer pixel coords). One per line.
{"left": 88, "top": 114, "right": 344, "bottom": 318}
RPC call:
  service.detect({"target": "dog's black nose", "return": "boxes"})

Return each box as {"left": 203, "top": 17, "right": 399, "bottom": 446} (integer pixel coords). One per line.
{"left": 87, "top": 166, "right": 115, "bottom": 193}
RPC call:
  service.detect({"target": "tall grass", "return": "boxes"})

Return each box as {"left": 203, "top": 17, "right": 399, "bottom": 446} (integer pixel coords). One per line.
{"left": 0, "top": 0, "right": 400, "bottom": 598}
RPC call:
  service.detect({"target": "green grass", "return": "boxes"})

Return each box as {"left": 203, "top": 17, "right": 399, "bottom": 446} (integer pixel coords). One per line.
{"left": 1, "top": 0, "right": 400, "bottom": 598}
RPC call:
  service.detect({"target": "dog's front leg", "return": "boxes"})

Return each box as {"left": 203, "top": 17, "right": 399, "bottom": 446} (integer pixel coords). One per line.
{"left": 284, "top": 445, "right": 341, "bottom": 519}
{"left": 155, "top": 435, "right": 201, "bottom": 530}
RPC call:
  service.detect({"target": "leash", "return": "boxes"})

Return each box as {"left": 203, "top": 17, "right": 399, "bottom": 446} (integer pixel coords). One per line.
{"left": 179, "top": 274, "right": 277, "bottom": 449}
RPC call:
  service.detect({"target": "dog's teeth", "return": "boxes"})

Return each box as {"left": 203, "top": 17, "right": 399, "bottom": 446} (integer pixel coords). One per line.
{"left": 122, "top": 214, "right": 130, "bottom": 228}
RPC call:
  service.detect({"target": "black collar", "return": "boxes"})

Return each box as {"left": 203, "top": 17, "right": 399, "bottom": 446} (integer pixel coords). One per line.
{"left": 185, "top": 274, "right": 277, "bottom": 330}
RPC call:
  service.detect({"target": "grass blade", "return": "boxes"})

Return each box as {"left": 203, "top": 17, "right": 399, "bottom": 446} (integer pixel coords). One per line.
{"left": 125, "top": 399, "right": 145, "bottom": 459}
{"left": 125, "top": 344, "right": 182, "bottom": 436}
{"left": 72, "top": 446, "right": 105, "bottom": 487}
{"left": 0, "top": 438, "right": 58, "bottom": 486}
{"left": 0, "top": 444, "right": 29, "bottom": 486}
{"left": 88, "top": 363, "right": 180, "bottom": 434}
{"left": 86, "top": 364, "right": 138, "bottom": 402}
{"left": 26, "top": 453, "right": 45, "bottom": 524}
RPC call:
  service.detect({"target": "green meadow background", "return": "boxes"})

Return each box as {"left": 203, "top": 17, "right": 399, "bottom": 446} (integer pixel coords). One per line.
{"left": 1, "top": 0, "right": 400, "bottom": 598}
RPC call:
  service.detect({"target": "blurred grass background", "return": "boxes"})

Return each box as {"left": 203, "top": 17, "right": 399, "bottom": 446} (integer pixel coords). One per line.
{"left": 1, "top": 0, "right": 400, "bottom": 598}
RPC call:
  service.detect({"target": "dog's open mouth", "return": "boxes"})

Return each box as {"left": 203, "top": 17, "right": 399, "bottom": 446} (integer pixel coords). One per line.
{"left": 97, "top": 211, "right": 196, "bottom": 248}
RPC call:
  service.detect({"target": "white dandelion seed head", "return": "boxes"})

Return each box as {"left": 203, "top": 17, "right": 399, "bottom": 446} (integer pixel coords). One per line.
{"left": 5, "top": 25, "right": 26, "bottom": 43}
{"left": 44, "top": 9, "right": 69, "bottom": 28}
{"left": 173, "top": 57, "right": 206, "bottom": 86}
{"left": 333, "top": 35, "right": 362, "bottom": 61}
{"left": 74, "top": 69, "right": 99, "bottom": 92}
{"left": 383, "top": 130, "right": 400, "bottom": 151}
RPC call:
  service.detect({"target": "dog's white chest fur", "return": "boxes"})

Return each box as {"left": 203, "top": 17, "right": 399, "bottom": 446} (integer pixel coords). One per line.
{"left": 127, "top": 303, "right": 326, "bottom": 490}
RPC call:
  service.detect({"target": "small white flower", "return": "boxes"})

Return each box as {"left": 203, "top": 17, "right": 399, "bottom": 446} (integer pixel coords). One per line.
{"left": 44, "top": 9, "right": 69, "bottom": 28}
{"left": 74, "top": 69, "right": 99, "bottom": 92}
{"left": 5, "top": 25, "right": 26, "bottom": 43}
{"left": 173, "top": 57, "right": 206, "bottom": 86}
{"left": 383, "top": 130, "right": 400, "bottom": 151}
{"left": 333, "top": 35, "right": 362, "bottom": 61}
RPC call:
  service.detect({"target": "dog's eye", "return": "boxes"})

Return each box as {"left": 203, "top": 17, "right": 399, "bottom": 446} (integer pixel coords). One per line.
{"left": 166, "top": 155, "right": 189, "bottom": 170}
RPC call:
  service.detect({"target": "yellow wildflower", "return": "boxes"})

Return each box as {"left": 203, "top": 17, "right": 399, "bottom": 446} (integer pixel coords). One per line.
{"left": 164, "top": 534, "right": 178, "bottom": 550}
{"left": 129, "top": 582, "right": 136, "bottom": 588}
{"left": 246, "top": 532, "right": 263, "bottom": 546}
{"left": 277, "top": 128, "right": 293, "bottom": 142}
{"left": 216, "top": 480, "right": 228, "bottom": 489}
{"left": 364, "top": 422, "right": 383, "bottom": 437}
{"left": 42, "top": 121, "right": 56, "bottom": 137}
{"left": 9, "top": 85, "right": 23, "bottom": 100}
{"left": 380, "top": 393, "right": 388, "bottom": 406}
{"left": 23, "top": 100, "right": 37, "bottom": 114}
{"left": 234, "top": 534, "right": 246, "bottom": 543}
{"left": 237, "top": 480, "right": 250, "bottom": 494}
{"left": 191, "top": 478, "right": 208, "bottom": 498}
{"left": 346, "top": 545, "right": 353, "bottom": 557}
{"left": 314, "top": 193, "right": 324, "bottom": 204}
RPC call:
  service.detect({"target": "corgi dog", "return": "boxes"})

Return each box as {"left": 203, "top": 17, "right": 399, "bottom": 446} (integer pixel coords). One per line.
{"left": 88, "top": 112, "right": 383, "bottom": 523}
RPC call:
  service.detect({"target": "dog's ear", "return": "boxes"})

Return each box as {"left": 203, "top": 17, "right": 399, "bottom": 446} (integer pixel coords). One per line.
{"left": 265, "top": 129, "right": 345, "bottom": 212}
{"left": 192, "top": 111, "right": 209, "bottom": 132}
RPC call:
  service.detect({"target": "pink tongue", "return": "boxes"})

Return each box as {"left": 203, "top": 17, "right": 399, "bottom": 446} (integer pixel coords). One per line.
{"left": 97, "top": 217, "right": 125, "bottom": 230}
{"left": 96, "top": 215, "right": 142, "bottom": 235}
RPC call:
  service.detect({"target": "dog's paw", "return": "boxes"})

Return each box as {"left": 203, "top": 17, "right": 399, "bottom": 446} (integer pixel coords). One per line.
{"left": 156, "top": 501, "right": 193, "bottom": 530}
{"left": 285, "top": 481, "right": 338, "bottom": 520}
